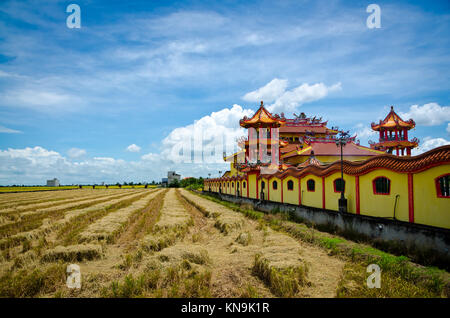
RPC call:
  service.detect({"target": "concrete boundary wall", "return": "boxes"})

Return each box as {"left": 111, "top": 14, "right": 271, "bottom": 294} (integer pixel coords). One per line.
{"left": 203, "top": 191, "right": 450, "bottom": 267}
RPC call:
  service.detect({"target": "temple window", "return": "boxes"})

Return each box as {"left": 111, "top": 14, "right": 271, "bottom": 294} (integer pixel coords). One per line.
{"left": 287, "top": 180, "right": 294, "bottom": 191}
{"left": 307, "top": 179, "right": 315, "bottom": 192}
{"left": 334, "top": 178, "right": 345, "bottom": 193}
{"left": 243, "top": 181, "right": 246, "bottom": 188}
{"left": 273, "top": 181, "right": 278, "bottom": 190}
{"left": 232, "top": 182, "right": 234, "bottom": 188}
{"left": 436, "top": 174, "right": 450, "bottom": 198}
{"left": 261, "top": 181, "right": 265, "bottom": 189}
{"left": 373, "top": 177, "right": 391, "bottom": 195}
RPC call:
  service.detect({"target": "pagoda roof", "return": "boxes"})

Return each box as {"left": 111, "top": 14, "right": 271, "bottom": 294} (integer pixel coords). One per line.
{"left": 371, "top": 106, "right": 416, "bottom": 130}
{"left": 240, "top": 101, "right": 286, "bottom": 128}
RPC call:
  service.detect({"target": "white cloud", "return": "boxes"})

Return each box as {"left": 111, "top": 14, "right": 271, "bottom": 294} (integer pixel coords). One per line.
{"left": 446, "top": 123, "right": 450, "bottom": 134}
{"left": 1, "top": 88, "right": 84, "bottom": 112}
{"left": 412, "top": 137, "right": 450, "bottom": 155}
{"left": 243, "top": 79, "right": 341, "bottom": 115}
{"left": 67, "top": 148, "right": 86, "bottom": 158}
{"left": 354, "top": 123, "right": 377, "bottom": 141}
{"left": 141, "top": 153, "right": 160, "bottom": 161}
{"left": 0, "top": 105, "right": 254, "bottom": 184}
{"left": 0, "top": 125, "right": 22, "bottom": 134}
{"left": 126, "top": 144, "right": 141, "bottom": 153}
{"left": 400, "top": 103, "right": 450, "bottom": 126}
{"left": 161, "top": 104, "right": 253, "bottom": 163}
{"left": 243, "top": 78, "right": 288, "bottom": 103}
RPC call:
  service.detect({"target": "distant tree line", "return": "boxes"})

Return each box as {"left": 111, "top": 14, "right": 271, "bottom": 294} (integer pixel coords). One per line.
{"left": 170, "top": 177, "right": 204, "bottom": 190}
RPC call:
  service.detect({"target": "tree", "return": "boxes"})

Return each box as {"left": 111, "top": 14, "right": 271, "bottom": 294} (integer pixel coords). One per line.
{"left": 169, "top": 179, "right": 180, "bottom": 188}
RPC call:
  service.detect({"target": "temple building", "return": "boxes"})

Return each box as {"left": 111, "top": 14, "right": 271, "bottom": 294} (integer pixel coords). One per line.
{"left": 206, "top": 101, "right": 450, "bottom": 230}
{"left": 224, "top": 101, "right": 384, "bottom": 178}
{"left": 369, "top": 106, "right": 419, "bottom": 156}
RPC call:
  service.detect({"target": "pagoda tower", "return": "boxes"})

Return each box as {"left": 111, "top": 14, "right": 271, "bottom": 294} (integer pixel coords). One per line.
{"left": 239, "top": 101, "right": 286, "bottom": 165}
{"left": 370, "top": 106, "right": 419, "bottom": 156}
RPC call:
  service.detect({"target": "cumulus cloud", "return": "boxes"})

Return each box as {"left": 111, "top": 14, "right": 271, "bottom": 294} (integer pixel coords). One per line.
{"left": 400, "top": 103, "right": 450, "bottom": 126}
{"left": 161, "top": 104, "right": 253, "bottom": 163}
{"left": 243, "top": 79, "right": 341, "bottom": 115}
{"left": 354, "top": 123, "right": 377, "bottom": 143}
{"left": 447, "top": 123, "right": 450, "bottom": 134}
{"left": 126, "top": 144, "right": 141, "bottom": 153}
{"left": 243, "top": 78, "right": 288, "bottom": 103}
{"left": 0, "top": 125, "right": 21, "bottom": 133}
{"left": 67, "top": 148, "right": 86, "bottom": 158}
{"left": 412, "top": 137, "right": 450, "bottom": 155}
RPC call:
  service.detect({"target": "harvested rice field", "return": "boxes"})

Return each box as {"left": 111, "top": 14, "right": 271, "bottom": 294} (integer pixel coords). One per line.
{"left": 0, "top": 188, "right": 448, "bottom": 298}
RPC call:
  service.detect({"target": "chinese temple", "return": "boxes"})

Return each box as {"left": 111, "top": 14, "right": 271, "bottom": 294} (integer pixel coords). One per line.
{"left": 369, "top": 106, "right": 419, "bottom": 156}
{"left": 225, "top": 101, "right": 385, "bottom": 177}
{"left": 206, "top": 102, "right": 450, "bottom": 230}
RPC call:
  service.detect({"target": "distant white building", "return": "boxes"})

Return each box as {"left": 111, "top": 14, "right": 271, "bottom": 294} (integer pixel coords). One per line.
{"left": 46, "top": 178, "right": 60, "bottom": 187}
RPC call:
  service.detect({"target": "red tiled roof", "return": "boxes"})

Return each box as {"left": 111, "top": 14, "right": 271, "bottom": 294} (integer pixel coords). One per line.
{"left": 283, "top": 141, "right": 384, "bottom": 158}
{"left": 279, "top": 126, "right": 328, "bottom": 134}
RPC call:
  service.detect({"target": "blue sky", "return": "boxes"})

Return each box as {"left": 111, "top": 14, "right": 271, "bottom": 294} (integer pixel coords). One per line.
{"left": 0, "top": 0, "right": 449, "bottom": 185}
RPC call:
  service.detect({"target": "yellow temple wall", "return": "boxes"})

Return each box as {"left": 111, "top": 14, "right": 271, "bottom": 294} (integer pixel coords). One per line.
{"left": 324, "top": 173, "right": 357, "bottom": 214}
{"left": 268, "top": 177, "right": 282, "bottom": 202}
{"left": 300, "top": 175, "right": 323, "bottom": 209}
{"left": 248, "top": 174, "right": 257, "bottom": 199}
{"left": 359, "top": 169, "right": 409, "bottom": 222}
{"left": 283, "top": 176, "right": 300, "bottom": 205}
{"left": 205, "top": 162, "right": 450, "bottom": 229}
{"left": 413, "top": 165, "right": 450, "bottom": 229}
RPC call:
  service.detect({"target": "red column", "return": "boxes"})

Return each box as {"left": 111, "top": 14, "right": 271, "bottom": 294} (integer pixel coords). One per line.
{"left": 379, "top": 130, "right": 383, "bottom": 140}
{"left": 395, "top": 129, "right": 398, "bottom": 141}
{"left": 407, "top": 148, "right": 411, "bottom": 156}
{"left": 404, "top": 129, "right": 408, "bottom": 140}
{"left": 408, "top": 173, "right": 414, "bottom": 223}
{"left": 246, "top": 175, "right": 249, "bottom": 197}
{"left": 355, "top": 176, "right": 360, "bottom": 215}
{"left": 396, "top": 147, "right": 399, "bottom": 156}
{"left": 322, "top": 177, "right": 326, "bottom": 209}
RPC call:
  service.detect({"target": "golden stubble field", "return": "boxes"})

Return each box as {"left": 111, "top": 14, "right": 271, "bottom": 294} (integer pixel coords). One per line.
{"left": 0, "top": 188, "right": 447, "bottom": 298}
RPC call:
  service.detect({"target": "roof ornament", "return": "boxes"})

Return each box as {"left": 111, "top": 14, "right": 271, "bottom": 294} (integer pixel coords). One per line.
{"left": 293, "top": 112, "right": 307, "bottom": 119}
